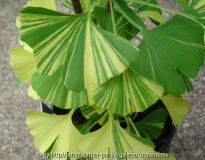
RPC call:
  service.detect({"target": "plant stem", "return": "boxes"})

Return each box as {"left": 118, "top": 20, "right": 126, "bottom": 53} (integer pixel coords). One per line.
{"left": 109, "top": 0, "right": 117, "bottom": 35}
{"left": 71, "top": 0, "right": 82, "bottom": 14}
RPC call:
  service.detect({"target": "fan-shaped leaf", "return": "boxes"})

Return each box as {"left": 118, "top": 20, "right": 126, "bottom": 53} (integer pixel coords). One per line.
{"left": 20, "top": 7, "right": 139, "bottom": 92}
{"left": 130, "top": 11, "right": 205, "bottom": 94}
{"left": 93, "top": 69, "right": 163, "bottom": 116}
{"left": 78, "top": 114, "right": 154, "bottom": 160}
{"left": 161, "top": 94, "right": 190, "bottom": 127}
{"left": 26, "top": 110, "right": 82, "bottom": 160}
{"left": 31, "top": 67, "right": 98, "bottom": 109}
{"left": 10, "top": 47, "right": 37, "bottom": 83}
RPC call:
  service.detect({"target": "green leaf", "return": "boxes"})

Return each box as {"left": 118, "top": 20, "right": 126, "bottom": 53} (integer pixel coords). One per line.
{"left": 62, "top": 0, "right": 73, "bottom": 9}
{"left": 174, "top": 0, "right": 190, "bottom": 10}
{"left": 15, "top": 77, "right": 21, "bottom": 89}
{"left": 134, "top": 108, "right": 168, "bottom": 139}
{"left": 78, "top": 114, "right": 154, "bottom": 160}
{"left": 26, "top": 110, "right": 82, "bottom": 159}
{"left": 161, "top": 94, "right": 190, "bottom": 127}
{"left": 93, "top": 69, "right": 163, "bottom": 116}
{"left": 31, "top": 67, "right": 98, "bottom": 109}
{"left": 20, "top": 7, "right": 139, "bottom": 92}
{"left": 94, "top": 6, "right": 128, "bottom": 32}
{"left": 130, "top": 11, "right": 205, "bottom": 94}
{"left": 113, "top": 0, "right": 147, "bottom": 31}
{"left": 10, "top": 47, "right": 37, "bottom": 83}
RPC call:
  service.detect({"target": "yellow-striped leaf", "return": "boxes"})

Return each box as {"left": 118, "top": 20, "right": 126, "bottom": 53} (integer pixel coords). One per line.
{"left": 20, "top": 7, "right": 139, "bottom": 92}
{"left": 78, "top": 113, "right": 154, "bottom": 160}
{"left": 26, "top": 110, "right": 82, "bottom": 160}
{"left": 93, "top": 69, "right": 163, "bottom": 116}
{"left": 31, "top": 67, "right": 98, "bottom": 109}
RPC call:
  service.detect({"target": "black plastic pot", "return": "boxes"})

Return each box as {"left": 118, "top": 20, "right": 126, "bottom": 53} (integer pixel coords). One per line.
{"left": 156, "top": 126, "right": 176, "bottom": 153}
{"left": 40, "top": 102, "right": 176, "bottom": 153}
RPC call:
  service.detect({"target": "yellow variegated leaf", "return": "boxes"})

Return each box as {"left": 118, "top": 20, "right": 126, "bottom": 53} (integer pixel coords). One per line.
{"left": 161, "top": 94, "right": 190, "bottom": 127}
{"left": 26, "top": 110, "right": 82, "bottom": 160}
{"left": 31, "top": 67, "right": 98, "bottom": 109}
{"left": 10, "top": 47, "right": 37, "bottom": 83}
{"left": 93, "top": 69, "right": 164, "bottom": 116}
{"left": 78, "top": 113, "right": 154, "bottom": 160}
{"left": 19, "top": 6, "right": 139, "bottom": 92}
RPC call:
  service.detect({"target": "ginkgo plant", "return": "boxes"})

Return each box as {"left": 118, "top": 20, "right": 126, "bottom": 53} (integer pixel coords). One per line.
{"left": 10, "top": 0, "right": 205, "bottom": 159}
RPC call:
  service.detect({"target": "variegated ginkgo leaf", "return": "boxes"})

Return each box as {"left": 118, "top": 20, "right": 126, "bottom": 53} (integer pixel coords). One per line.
{"left": 93, "top": 68, "right": 163, "bottom": 116}
{"left": 10, "top": 47, "right": 37, "bottom": 83}
{"left": 78, "top": 113, "right": 154, "bottom": 160}
{"left": 31, "top": 67, "right": 98, "bottom": 109}
{"left": 26, "top": 110, "right": 82, "bottom": 160}
{"left": 161, "top": 94, "right": 190, "bottom": 127}
{"left": 19, "top": 6, "right": 139, "bottom": 92}
{"left": 16, "top": 0, "right": 57, "bottom": 28}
